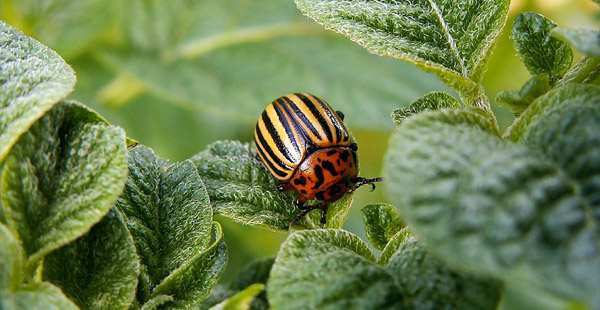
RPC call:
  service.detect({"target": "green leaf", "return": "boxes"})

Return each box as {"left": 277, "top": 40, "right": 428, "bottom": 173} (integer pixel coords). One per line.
{"left": 1, "top": 100, "right": 128, "bottom": 275}
{"left": 361, "top": 203, "right": 404, "bottom": 251}
{"left": 115, "top": 145, "right": 225, "bottom": 308}
{"left": 268, "top": 229, "right": 402, "bottom": 310}
{"left": 294, "top": 0, "right": 509, "bottom": 104}
{"left": 511, "top": 12, "right": 573, "bottom": 83}
{"left": 505, "top": 84, "right": 600, "bottom": 142}
{"left": 190, "top": 140, "right": 353, "bottom": 230}
{"left": 0, "top": 282, "right": 80, "bottom": 310}
{"left": 0, "top": 20, "right": 76, "bottom": 162}
{"left": 552, "top": 27, "right": 600, "bottom": 56}
{"left": 557, "top": 56, "right": 600, "bottom": 86}
{"left": 208, "top": 284, "right": 265, "bottom": 310}
{"left": 392, "top": 91, "right": 461, "bottom": 126}
{"left": 496, "top": 74, "right": 550, "bottom": 115}
{"left": 0, "top": 222, "right": 23, "bottom": 291}
{"left": 384, "top": 105, "right": 600, "bottom": 308}
{"left": 382, "top": 230, "right": 502, "bottom": 310}
{"left": 42, "top": 208, "right": 139, "bottom": 310}
{"left": 229, "top": 258, "right": 274, "bottom": 292}
{"left": 141, "top": 295, "right": 174, "bottom": 310}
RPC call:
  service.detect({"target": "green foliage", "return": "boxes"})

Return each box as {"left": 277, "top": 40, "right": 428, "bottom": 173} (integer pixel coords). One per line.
{"left": 1, "top": 0, "right": 599, "bottom": 309}
{"left": 295, "top": 0, "right": 509, "bottom": 106}
{"left": 1, "top": 100, "right": 128, "bottom": 276}
{"left": 115, "top": 145, "right": 226, "bottom": 309}
{"left": 190, "top": 140, "right": 353, "bottom": 230}
{"left": 42, "top": 208, "right": 139, "bottom": 310}
{"left": 0, "top": 20, "right": 76, "bottom": 162}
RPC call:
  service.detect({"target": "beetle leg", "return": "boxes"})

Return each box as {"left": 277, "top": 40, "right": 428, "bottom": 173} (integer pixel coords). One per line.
{"left": 348, "top": 177, "right": 383, "bottom": 193}
{"left": 289, "top": 201, "right": 327, "bottom": 228}
{"left": 319, "top": 205, "right": 328, "bottom": 229}
{"left": 336, "top": 110, "right": 345, "bottom": 120}
{"left": 255, "top": 153, "right": 262, "bottom": 162}
{"left": 349, "top": 143, "right": 358, "bottom": 151}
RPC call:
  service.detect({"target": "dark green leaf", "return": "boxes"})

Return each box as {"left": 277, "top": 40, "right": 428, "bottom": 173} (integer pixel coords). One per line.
{"left": 382, "top": 229, "right": 502, "bottom": 310}
{"left": 384, "top": 105, "right": 600, "bottom": 308}
{"left": 190, "top": 140, "right": 353, "bottom": 230}
{"left": 552, "top": 27, "right": 600, "bottom": 56}
{"left": 115, "top": 145, "right": 224, "bottom": 308}
{"left": 1, "top": 101, "right": 128, "bottom": 275}
{"left": 42, "top": 208, "right": 139, "bottom": 310}
{"left": 268, "top": 229, "right": 402, "bottom": 310}
{"left": 0, "top": 282, "right": 80, "bottom": 310}
{"left": 141, "top": 295, "right": 174, "bottom": 310}
{"left": 511, "top": 13, "right": 573, "bottom": 83}
{"left": 295, "top": 0, "right": 509, "bottom": 104}
{"left": 0, "top": 20, "right": 76, "bottom": 162}
{"left": 208, "top": 284, "right": 265, "bottom": 310}
{"left": 229, "top": 258, "right": 274, "bottom": 292}
{"left": 392, "top": 92, "right": 461, "bottom": 126}
{"left": 361, "top": 203, "right": 404, "bottom": 251}
{"left": 496, "top": 74, "right": 550, "bottom": 115}
{"left": 0, "top": 223, "right": 23, "bottom": 291}
{"left": 505, "top": 84, "right": 600, "bottom": 142}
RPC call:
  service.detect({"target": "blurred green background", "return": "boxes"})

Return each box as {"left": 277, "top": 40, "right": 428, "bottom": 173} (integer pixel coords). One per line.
{"left": 1, "top": 0, "right": 597, "bottom": 283}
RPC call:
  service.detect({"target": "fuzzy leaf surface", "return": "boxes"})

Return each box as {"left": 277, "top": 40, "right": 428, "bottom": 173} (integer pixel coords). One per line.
{"left": 1, "top": 101, "right": 128, "bottom": 274}
{"left": 384, "top": 106, "right": 600, "bottom": 308}
{"left": 496, "top": 74, "right": 550, "bottom": 114}
{"left": 0, "top": 282, "right": 79, "bottom": 310}
{"left": 190, "top": 140, "right": 353, "bottom": 230}
{"left": 43, "top": 208, "right": 139, "bottom": 310}
{"left": 552, "top": 27, "right": 600, "bottom": 56}
{"left": 208, "top": 284, "right": 265, "bottom": 310}
{"left": 392, "top": 91, "right": 460, "bottom": 126}
{"left": 0, "top": 223, "right": 23, "bottom": 291}
{"left": 295, "top": 0, "right": 509, "bottom": 102}
{"left": 0, "top": 20, "right": 76, "bottom": 162}
{"left": 512, "top": 12, "right": 572, "bottom": 83}
{"left": 382, "top": 229, "right": 502, "bottom": 309}
{"left": 115, "top": 145, "right": 225, "bottom": 308}
{"left": 361, "top": 203, "right": 404, "bottom": 251}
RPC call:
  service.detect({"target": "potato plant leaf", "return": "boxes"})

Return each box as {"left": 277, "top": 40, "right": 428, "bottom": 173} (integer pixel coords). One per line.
{"left": 0, "top": 223, "right": 23, "bottom": 292}
{"left": 208, "top": 284, "right": 265, "bottom": 310}
{"left": 0, "top": 20, "right": 76, "bottom": 162}
{"left": 384, "top": 100, "right": 600, "bottom": 308}
{"left": 190, "top": 140, "right": 353, "bottom": 231}
{"left": 0, "top": 282, "right": 80, "bottom": 310}
{"left": 115, "top": 145, "right": 225, "bottom": 308}
{"left": 511, "top": 13, "right": 572, "bottom": 84}
{"left": 552, "top": 27, "right": 600, "bottom": 57}
{"left": 42, "top": 208, "right": 139, "bottom": 310}
{"left": 392, "top": 91, "right": 461, "bottom": 126}
{"left": 361, "top": 203, "right": 404, "bottom": 251}
{"left": 295, "top": 0, "right": 509, "bottom": 104}
{"left": 496, "top": 74, "right": 550, "bottom": 115}
{"left": 1, "top": 100, "right": 128, "bottom": 276}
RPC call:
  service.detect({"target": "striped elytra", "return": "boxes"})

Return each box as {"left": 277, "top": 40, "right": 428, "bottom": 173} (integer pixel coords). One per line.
{"left": 254, "top": 93, "right": 382, "bottom": 228}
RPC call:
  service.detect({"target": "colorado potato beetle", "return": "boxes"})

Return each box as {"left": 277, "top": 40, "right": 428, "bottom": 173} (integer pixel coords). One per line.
{"left": 254, "top": 93, "right": 382, "bottom": 228}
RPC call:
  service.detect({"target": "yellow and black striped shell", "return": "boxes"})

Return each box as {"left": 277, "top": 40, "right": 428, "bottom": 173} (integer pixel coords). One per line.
{"left": 254, "top": 93, "right": 351, "bottom": 182}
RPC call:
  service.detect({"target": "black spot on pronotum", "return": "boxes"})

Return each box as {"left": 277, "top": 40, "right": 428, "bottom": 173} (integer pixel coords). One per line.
{"left": 329, "top": 185, "right": 341, "bottom": 196}
{"left": 313, "top": 165, "right": 325, "bottom": 189}
{"left": 294, "top": 176, "right": 307, "bottom": 186}
{"left": 326, "top": 149, "right": 337, "bottom": 156}
{"left": 321, "top": 160, "right": 338, "bottom": 176}
{"left": 300, "top": 189, "right": 307, "bottom": 194}
{"left": 339, "top": 150, "right": 350, "bottom": 162}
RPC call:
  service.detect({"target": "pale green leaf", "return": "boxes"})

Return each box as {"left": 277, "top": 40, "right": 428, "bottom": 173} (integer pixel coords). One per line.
{"left": 0, "top": 0, "right": 121, "bottom": 60}
{"left": 392, "top": 91, "right": 460, "bottom": 126}
{"left": 115, "top": 145, "right": 224, "bottom": 308}
{"left": 141, "top": 295, "right": 174, "bottom": 310}
{"left": 1, "top": 100, "right": 128, "bottom": 275}
{"left": 42, "top": 208, "right": 139, "bottom": 310}
{"left": 511, "top": 12, "right": 572, "bottom": 83}
{"left": 382, "top": 229, "right": 502, "bottom": 310}
{"left": 556, "top": 56, "right": 600, "bottom": 86}
{"left": 208, "top": 284, "right": 265, "bottom": 310}
{"left": 295, "top": 0, "right": 509, "bottom": 103}
{"left": 552, "top": 27, "right": 600, "bottom": 56}
{"left": 505, "top": 84, "right": 600, "bottom": 142}
{"left": 384, "top": 107, "right": 600, "bottom": 308}
{"left": 0, "top": 222, "right": 23, "bottom": 291}
{"left": 268, "top": 229, "right": 402, "bottom": 310}
{"left": 0, "top": 282, "right": 79, "bottom": 310}
{"left": 496, "top": 74, "right": 550, "bottom": 115}
{"left": 361, "top": 203, "right": 404, "bottom": 251}
{"left": 0, "top": 20, "right": 76, "bottom": 162}
{"left": 190, "top": 140, "right": 354, "bottom": 231}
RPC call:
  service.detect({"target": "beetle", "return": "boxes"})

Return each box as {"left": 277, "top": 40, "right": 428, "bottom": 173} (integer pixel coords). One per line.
{"left": 254, "top": 93, "right": 382, "bottom": 228}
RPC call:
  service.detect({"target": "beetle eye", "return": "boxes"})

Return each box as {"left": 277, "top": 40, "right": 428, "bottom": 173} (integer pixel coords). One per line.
{"left": 349, "top": 143, "right": 358, "bottom": 151}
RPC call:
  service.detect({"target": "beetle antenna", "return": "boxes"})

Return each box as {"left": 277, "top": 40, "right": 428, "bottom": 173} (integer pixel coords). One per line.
{"left": 290, "top": 202, "right": 328, "bottom": 228}
{"left": 349, "top": 177, "right": 383, "bottom": 192}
